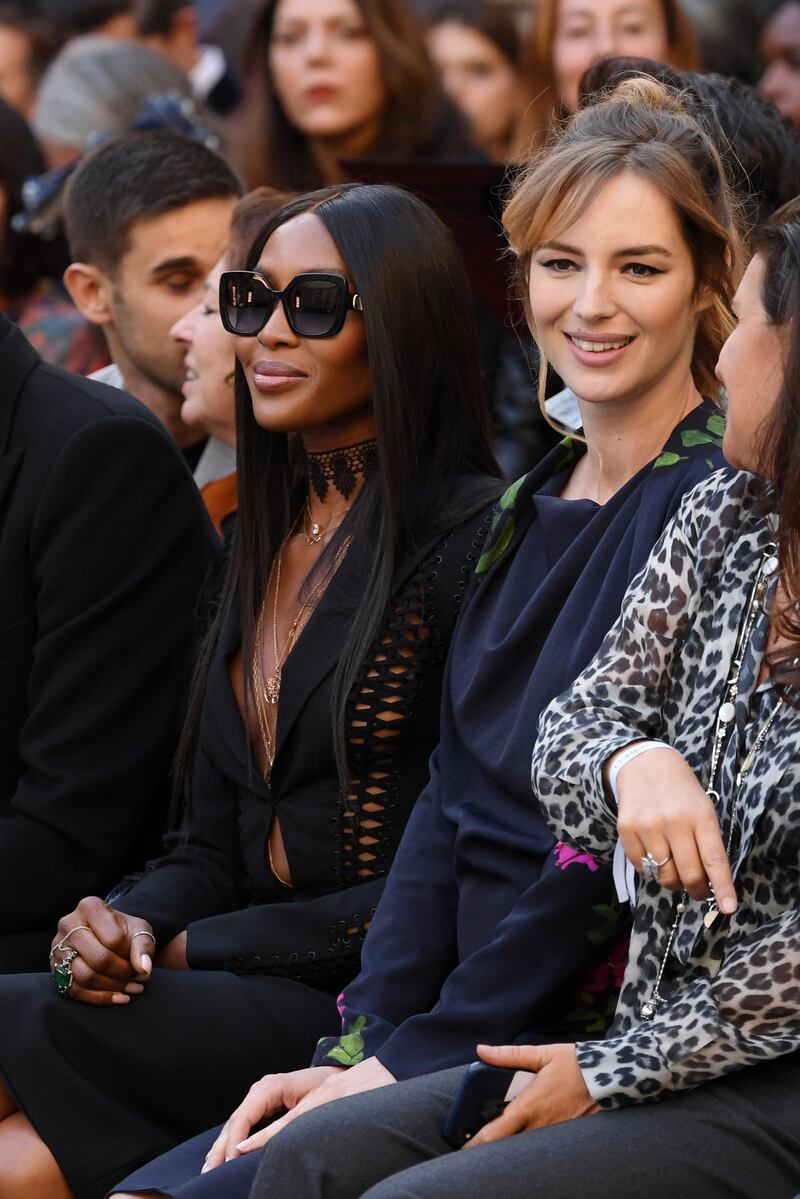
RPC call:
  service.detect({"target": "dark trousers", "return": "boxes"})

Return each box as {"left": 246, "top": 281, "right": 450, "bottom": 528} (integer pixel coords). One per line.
{"left": 252, "top": 1057, "right": 800, "bottom": 1199}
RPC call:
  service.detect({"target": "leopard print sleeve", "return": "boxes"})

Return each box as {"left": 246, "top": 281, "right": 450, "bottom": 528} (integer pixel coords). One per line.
{"left": 576, "top": 905, "right": 800, "bottom": 1107}
{"left": 531, "top": 474, "right": 707, "bottom": 861}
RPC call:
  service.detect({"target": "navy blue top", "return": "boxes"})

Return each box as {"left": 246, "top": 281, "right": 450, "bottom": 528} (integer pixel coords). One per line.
{"left": 314, "top": 401, "right": 729, "bottom": 1078}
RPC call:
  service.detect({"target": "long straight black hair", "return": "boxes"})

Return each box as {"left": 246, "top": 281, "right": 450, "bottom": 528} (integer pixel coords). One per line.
{"left": 174, "top": 182, "right": 500, "bottom": 805}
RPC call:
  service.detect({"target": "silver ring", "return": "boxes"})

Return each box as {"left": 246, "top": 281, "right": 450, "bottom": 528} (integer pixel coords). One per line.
{"left": 640, "top": 853, "right": 672, "bottom": 882}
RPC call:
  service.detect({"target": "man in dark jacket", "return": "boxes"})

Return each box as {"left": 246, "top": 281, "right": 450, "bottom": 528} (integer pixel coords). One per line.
{"left": 0, "top": 312, "right": 217, "bottom": 972}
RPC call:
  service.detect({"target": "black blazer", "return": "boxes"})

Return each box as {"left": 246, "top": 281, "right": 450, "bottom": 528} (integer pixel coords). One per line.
{"left": 115, "top": 485, "right": 498, "bottom": 993}
{"left": 0, "top": 315, "right": 218, "bottom": 972}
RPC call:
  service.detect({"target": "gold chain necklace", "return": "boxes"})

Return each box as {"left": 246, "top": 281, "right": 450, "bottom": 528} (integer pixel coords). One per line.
{"left": 252, "top": 518, "right": 350, "bottom": 775}
{"left": 303, "top": 497, "right": 352, "bottom": 546}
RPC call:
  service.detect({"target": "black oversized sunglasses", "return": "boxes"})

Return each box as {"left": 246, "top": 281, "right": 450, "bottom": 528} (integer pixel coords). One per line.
{"left": 219, "top": 270, "right": 364, "bottom": 339}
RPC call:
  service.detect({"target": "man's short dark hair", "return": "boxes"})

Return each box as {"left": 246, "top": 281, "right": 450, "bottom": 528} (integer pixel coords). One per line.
{"left": 63, "top": 129, "right": 242, "bottom": 271}
{"left": 134, "top": 0, "right": 191, "bottom": 35}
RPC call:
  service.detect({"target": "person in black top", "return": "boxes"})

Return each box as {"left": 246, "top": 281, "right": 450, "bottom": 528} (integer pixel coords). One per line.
{"left": 0, "top": 182, "right": 500, "bottom": 1199}
{"left": 0, "top": 314, "right": 217, "bottom": 976}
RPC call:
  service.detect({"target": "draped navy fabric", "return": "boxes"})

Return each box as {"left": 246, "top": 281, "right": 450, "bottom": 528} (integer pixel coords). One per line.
{"left": 315, "top": 399, "right": 730, "bottom": 1080}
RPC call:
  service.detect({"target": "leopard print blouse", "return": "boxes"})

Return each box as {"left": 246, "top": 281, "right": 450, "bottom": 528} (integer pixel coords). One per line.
{"left": 532, "top": 468, "right": 800, "bottom": 1109}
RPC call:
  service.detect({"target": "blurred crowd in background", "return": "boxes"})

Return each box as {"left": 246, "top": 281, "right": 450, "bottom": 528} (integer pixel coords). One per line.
{"left": 0, "top": 0, "right": 797, "bottom": 486}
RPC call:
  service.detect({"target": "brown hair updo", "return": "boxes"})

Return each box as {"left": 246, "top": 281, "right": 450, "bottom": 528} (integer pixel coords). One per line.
{"left": 503, "top": 75, "right": 737, "bottom": 417}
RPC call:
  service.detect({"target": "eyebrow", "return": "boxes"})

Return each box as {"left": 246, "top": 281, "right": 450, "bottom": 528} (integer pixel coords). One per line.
{"left": 539, "top": 240, "right": 674, "bottom": 258}
{"left": 151, "top": 256, "right": 198, "bottom": 276}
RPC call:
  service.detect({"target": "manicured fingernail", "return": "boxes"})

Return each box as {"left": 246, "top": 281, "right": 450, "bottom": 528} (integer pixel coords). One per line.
{"left": 720, "top": 896, "right": 737, "bottom": 914}
{"left": 236, "top": 1141, "right": 250, "bottom": 1152}
{"left": 111, "top": 993, "right": 131, "bottom": 1004}
{"left": 140, "top": 954, "right": 152, "bottom": 975}
{"left": 124, "top": 982, "right": 144, "bottom": 994}
{"left": 200, "top": 1165, "right": 209, "bottom": 1174}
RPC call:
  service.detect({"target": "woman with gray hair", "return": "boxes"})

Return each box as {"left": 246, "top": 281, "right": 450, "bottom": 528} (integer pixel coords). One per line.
{"left": 32, "top": 34, "right": 193, "bottom": 166}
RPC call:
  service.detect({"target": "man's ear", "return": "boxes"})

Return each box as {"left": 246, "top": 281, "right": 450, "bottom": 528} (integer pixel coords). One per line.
{"left": 63, "top": 262, "right": 115, "bottom": 327}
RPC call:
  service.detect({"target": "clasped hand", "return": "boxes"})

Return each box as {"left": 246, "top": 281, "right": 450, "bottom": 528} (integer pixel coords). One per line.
{"left": 202, "top": 1058, "right": 395, "bottom": 1172}
{"left": 49, "top": 896, "right": 188, "bottom": 1005}
{"left": 613, "top": 746, "right": 738, "bottom": 912}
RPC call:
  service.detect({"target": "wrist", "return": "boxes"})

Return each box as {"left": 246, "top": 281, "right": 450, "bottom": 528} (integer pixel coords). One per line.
{"left": 606, "top": 741, "right": 676, "bottom": 806}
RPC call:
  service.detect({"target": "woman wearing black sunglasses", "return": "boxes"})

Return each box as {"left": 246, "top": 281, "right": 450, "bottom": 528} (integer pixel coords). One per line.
{"left": 0, "top": 183, "right": 501, "bottom": 1199}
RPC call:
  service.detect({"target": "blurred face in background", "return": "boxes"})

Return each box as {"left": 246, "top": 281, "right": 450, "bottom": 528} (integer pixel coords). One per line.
{"left": 758, "top": 2, "right": 800, "bottom": 126}
{"left": 552, "top": 0, "right": 670, "bottom": 111}
{"left": 171, "top": 255, "right": 237, "bottom": 447}
{"left": 428, "top": 19, "right": 523, "bottom": 160}
{"left": 269, "top": 0, "right": 387, "bottom": 150}
{"left": 0, "top": 23, "right": 38, "bottom": 118}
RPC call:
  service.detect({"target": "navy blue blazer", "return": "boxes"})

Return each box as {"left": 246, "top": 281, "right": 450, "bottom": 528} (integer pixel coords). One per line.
{"left": 314, "top": 400, "right": 730, "bottom": 1078}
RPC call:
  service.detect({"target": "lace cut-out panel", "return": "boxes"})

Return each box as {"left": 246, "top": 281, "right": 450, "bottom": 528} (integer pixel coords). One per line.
{"left": 337, "top": 546, "right": 443, "bottom": 886}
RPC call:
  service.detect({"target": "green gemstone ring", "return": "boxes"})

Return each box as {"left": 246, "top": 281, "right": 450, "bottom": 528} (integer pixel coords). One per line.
{"left": 53, "top": 949, "right": 78, "bottom": 995}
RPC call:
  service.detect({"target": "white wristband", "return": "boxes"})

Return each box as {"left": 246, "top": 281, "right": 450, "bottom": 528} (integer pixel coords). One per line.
{"left": 607, "top": 740, "right": 673, "bottom": 807}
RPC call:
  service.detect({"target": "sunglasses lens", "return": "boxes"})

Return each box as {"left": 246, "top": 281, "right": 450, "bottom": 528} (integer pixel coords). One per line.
{"left": 289, "top": 279, "right": 343, "bottom": 336}
{"left": 221, "top": 274, "right": 274, "bottom": 336}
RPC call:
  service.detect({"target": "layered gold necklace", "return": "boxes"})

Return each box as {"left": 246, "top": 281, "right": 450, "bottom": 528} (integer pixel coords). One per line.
{"left": 251, "top": 512, "right": 350, "bottom": 775}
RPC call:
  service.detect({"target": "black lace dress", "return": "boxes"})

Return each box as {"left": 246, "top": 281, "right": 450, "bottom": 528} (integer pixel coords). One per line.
{"left": 0, "top": 484, "right": 496, "bottom": 1199}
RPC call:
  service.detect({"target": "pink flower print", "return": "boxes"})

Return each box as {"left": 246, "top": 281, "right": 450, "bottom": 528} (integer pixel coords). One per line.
{"left": 579, "top": 935, "right": 630, "bottom": 994}
{"left": 336, "top": 992, "right": 346, "bottom": 1019}
{"left": 554, "top": 841, "right": 601, "bottom": 872}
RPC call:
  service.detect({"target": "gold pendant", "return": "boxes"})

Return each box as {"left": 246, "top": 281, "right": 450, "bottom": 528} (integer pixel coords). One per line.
{"left": 264, "top": 671, "right": 281, "bottom": 704}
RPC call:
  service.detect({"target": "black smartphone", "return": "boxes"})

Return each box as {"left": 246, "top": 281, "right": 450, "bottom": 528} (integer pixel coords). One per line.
{"left": 442, "top": 1061, "right": 536, "bottom": 1148}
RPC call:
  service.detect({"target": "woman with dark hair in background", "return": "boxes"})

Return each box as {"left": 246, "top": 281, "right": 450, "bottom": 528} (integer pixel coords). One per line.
{"left": 234, "top": 0, "right": 476, "bottom": 190}
{"left": 426, "top": 0, "right": 525, "bottom": 162}
{"left": 0, "top": 182, "right": 500, "bottom": 1199}
{"left": 0, "top": 95, "right": 105, "bottom": 372}
{"left": 515, "top": 0, "right": 698, "bottom": 153}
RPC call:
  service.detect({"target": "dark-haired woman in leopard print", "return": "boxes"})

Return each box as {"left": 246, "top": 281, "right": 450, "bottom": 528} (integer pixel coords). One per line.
{"left": 237, "top": 203, "right": 800, "bottom": 1199}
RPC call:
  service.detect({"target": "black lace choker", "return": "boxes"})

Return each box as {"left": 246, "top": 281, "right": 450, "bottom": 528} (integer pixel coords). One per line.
{"left": 305, "top": 439, "right": 377, "bottom": 502}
